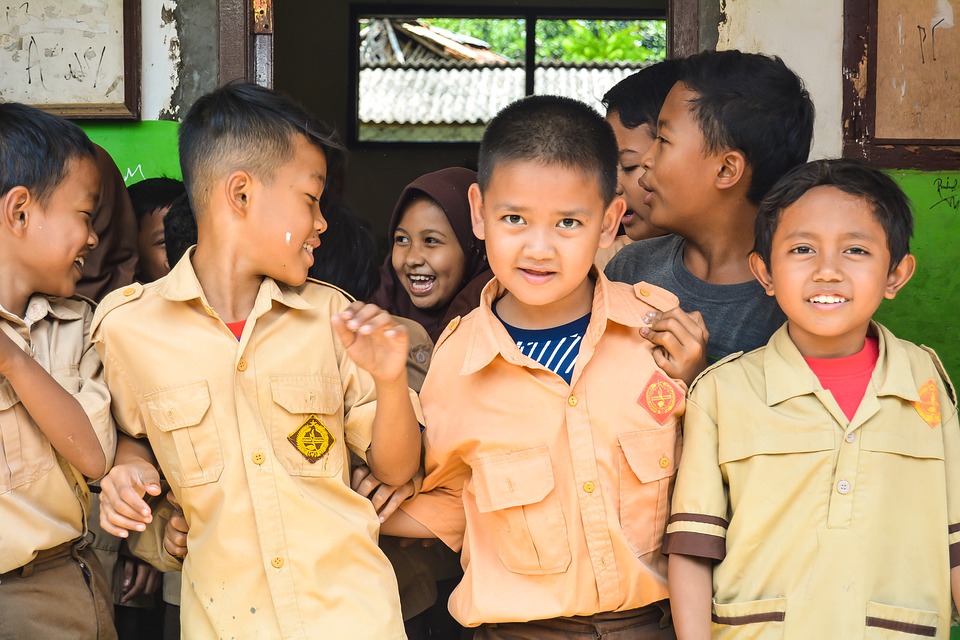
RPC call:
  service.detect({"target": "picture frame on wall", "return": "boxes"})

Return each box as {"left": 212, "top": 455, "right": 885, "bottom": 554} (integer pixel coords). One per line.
{"left": 0, "top": 0, "right": 141, "bottom": 119}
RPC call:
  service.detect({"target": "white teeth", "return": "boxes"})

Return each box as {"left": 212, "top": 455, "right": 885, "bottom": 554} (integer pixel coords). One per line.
{"left": 409, "top": 275, "right": 433, "bottom": 281}
{"left": 302, "top": 243, "right": 310, "bottom": 251}
{"left": 75, "top": 256, "right": 84, "bottom": 268}
{"left": 809, "top": 294, "right": 846, "bottom": 304}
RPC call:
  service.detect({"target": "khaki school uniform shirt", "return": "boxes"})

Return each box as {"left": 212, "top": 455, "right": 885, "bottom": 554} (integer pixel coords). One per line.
{"left": 0, "top": 296, "right": 114, "bottom": 573}
{"left": 399, "top": 272, "right": 685, "bottom": 627}
{"left": 92, "top": 255, "right": 416, "bottom": 640}
{"left": 665, "top": 322, "right": 960, "bottom": 639}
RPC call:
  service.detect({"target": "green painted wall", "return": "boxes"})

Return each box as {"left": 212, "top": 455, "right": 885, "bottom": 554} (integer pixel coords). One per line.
{"left": 877, "top": 171, "right": 960, "bottom": 381}
{"left": 78, "top": 120, "right": 181, "bottom": 186}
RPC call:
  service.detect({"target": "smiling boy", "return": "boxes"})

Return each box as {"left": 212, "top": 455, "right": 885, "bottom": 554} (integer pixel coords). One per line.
{"left": 665, "top": 159, "right": 960, "bottom": 639}
{"left": 0, "top": 103, "right": 116, "bottom": 639}
{"left": 91, "top": 83, "right": 421, "bottom": 640}
{"left": 382, "top": 95, "right": 706, "bottom": 638}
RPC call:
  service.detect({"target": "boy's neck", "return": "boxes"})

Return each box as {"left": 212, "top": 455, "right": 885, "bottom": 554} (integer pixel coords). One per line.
{"left": 191, "top": 239, "right": 263, "bottom": 324}
{"left": 679, "top": 200, "right": 758, "bottom": 284}
{"left": 0, "top": 263, "right": 35, "bottom": 318}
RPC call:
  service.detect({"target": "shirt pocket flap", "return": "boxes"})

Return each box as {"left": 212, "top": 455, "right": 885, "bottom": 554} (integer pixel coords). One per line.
{"left": 270, "top": 376, "right": 341, "bottom": 414}
{"left": 472, "top": 446, "right": 554, "bottom": 513}
{"left": 0, "top": 379, "right": 19, "bottom": 410}
{"left": 719, "top": 430, "right": 835, "bottom": 464}
{"left": 860, "top": 431, "right": 944, "bottom": 460}
{"left": 146, "top": 381, "right": 212, "bottom": 432}
{"left": 618, "top": 428, "right": 678, "bottom": 482}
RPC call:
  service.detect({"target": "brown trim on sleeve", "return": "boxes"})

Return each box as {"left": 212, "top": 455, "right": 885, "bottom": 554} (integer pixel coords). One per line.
{"left": 948, "top": 522, "right": 960, "bottom": 534}
{"left": 711, "top": 611, "right": 785, "bottom": 625}
{"left": 950, "top": 542, "right": 960, "bottom": 568}
{"left": 865, "top": 617, "right": 937, "bottom": 637}
{"left": 667, "top": 512, "right": 729, "bottom": 528}
{"left": 662, "top": 531, "right": 725, "bottom": 561}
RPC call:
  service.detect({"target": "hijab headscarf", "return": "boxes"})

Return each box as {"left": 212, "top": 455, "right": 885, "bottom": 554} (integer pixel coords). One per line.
{"left": 369, "top": 167, "right": 490, "bottom": 341}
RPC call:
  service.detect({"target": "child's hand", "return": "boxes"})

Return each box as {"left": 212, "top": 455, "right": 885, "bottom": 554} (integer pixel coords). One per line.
{"left": 351, "top": 463, "right": 416, "bottom": 522}
{"left": 640, "top": 307, "right": 709, "bottom": 386}
{"left": 98, "top": 459, "right": 162, "bottom": 537}
{"left": 119, "top": 558, "right": 161, "bottom": 603}
{"left": 332, "top": 302, "right": 409, "bottom": 383}
{"left": 162, "top": 491, "right": 188, "bottom": 560}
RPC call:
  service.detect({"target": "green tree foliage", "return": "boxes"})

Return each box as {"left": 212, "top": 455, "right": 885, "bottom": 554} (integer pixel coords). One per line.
{"left": 422, "top": 18, "right": 666, "bottom": 63}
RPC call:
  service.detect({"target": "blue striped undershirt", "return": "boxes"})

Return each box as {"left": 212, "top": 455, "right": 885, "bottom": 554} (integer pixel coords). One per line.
{"left": 493, "top": 304, "right": 591, "bottom": 385}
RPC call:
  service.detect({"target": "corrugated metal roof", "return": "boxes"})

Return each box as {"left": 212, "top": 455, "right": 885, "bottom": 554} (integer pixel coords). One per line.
{"left": 359, "top": 63, "right": 646, "bottom": 125}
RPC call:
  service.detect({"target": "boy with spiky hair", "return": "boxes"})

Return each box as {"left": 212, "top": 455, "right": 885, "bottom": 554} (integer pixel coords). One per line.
{"left": 93, "top": 83, "right": 421, "bottom": 640}
{"left": 382, "top": 95, "right": 705, "bottom": 638}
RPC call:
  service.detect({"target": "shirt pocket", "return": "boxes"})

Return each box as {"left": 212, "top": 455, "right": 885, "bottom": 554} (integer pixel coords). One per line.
{"left": 618, "top": 424, "right": 679, "bottom": 556}
{"left": 145, "top": 381, "right": 223, "bottom": 487}
{"left": 718, "top": 430, "right": 836, "bottom": 464}
{"left": 0, "top": 378, "right": 56, "bottom": 494}
{"left": 471, "top": 446, "right": 571, "bottom": 575}
{"left": 864, "top": 601, "right": 939, "bottom": 638}
{"left": 712, "top": 596, "right": 786, "bottom": 640}
{"left": 270, "top": 375, "right": 345, "bottom": 478}
{"left": 859, "top": 431, "right": 945, "bottom": 462}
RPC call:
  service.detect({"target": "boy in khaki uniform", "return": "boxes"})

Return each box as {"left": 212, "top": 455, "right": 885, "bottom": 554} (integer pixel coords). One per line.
{"left": 382, "top": 95, "right": 707, "bottom": 638}
{"left": 92, "top": 83, "right": 421, "bottom": 640}
{"left": 0, "top": 103, "right": 116, "bottom": 639}
{"left": 666, "top": 159, "right": 960, "bottom": 639}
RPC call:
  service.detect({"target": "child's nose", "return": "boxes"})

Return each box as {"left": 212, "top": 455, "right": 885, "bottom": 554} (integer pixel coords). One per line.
{"left": 314, "top": 209, "right": 327, "bottom": 235}
{"left": 812, "top": 255, "right": 842, "bottom": 281}
{"left": 87, "top": 229, "right": 99, "bottom": 250}
{"left": 404, "top": 245, "right": 426, "bottom": 265}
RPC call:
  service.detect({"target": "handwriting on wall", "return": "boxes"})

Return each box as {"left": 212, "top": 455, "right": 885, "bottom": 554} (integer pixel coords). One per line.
{"left": 0, "top": 1, "right": 125, "bottom": 105}
{"left": 932, "top": 176, "right": 960, "bottom": 211}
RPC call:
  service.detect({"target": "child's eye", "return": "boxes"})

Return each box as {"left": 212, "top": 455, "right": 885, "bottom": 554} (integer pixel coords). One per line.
{"left": 557, "top": 218, "right": 580, "bottom": 230}
{"left": 424, "top": 236, "right": 441, "bottom": 245}
{"left": 790, "top": 245, "right": 814, "bottom": 254}
{"left": 620, "top": 164, "right": 640, "bottom": 174}
{"left": 845, "top": 247, "right": 869, "bottom": 255}
{"left": 393, "top": 235, "right": 409, "bottom": 246}
{"left": 656, "top": 135, "right": 667, "bottom": 144}
{"left": 504, "top": 214, "right": 525, "bottom": 225}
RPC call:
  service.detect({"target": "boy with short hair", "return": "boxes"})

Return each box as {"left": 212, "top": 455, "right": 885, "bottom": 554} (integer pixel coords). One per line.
{"left": 0, "top": 103, "right": 116, "bottom": 638}
{"left": 665, "top": 159, "right": 960, "bottom": 639}
{"left": 92, "top": 83, "right": 421, "bottom": 640}
{"left": 382, "top": 95, "right": 705, "bottom": 637}
{"left": 127, "top": 177, "right": 185, "bottom": 283}
{"left": 605, "top": 50, "right": 815, "bottom": 363}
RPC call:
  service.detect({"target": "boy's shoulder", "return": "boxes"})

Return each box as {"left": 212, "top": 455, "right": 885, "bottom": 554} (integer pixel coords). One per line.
{"left": 879, "top": 323, "right": 956, "bottom": 405}
{"left": 91, "top": 281, "right": 148, "bottom": 334}
{"left": 605, "top": 234, "right": 681, "bottom": 282}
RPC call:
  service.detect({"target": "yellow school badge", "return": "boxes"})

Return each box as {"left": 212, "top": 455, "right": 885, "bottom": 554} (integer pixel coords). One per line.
{"left": 912, "top": 378, "right": 941, "bottom": 428}
{"left": 287, "top": 415, "right": 336, "bottom": 463}
{"left": 640, "top": 371, "right": 681, "bottom": 425}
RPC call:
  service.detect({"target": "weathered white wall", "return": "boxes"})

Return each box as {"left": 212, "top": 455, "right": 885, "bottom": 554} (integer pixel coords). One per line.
{"left": 141, "top": 0, "right": 181, "bottom": 120}
{"left": 717, "top": 0, "right": 844, "bottom": 159}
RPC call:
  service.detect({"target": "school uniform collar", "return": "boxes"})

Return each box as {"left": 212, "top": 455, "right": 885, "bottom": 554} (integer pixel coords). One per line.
{"left": 459, "top": 268, "right": 649, "bottom": 375}
{"left": 0, "top": 294, "right": 83, "bottom": 327}
{"left": 764, "top": 321, "right": 920, "bottom": 406}
{"left": 154, "top": 247, "right": 314, "bottom": 313}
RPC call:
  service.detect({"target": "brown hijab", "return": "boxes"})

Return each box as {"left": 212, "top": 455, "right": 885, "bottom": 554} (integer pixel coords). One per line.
{"left": 369, "top": 167, "right": 490, "bottom": 341}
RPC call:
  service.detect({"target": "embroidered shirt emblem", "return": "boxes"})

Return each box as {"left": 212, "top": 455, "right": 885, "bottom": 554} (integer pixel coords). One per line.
{"left": 287, "top": 414, "right": 336, "bottom": 463}
{"left": 913, "top": 378, "right": 941, "bottom": 428}
{"left": 639, "top": 371, "right": 680, "bottom": 425}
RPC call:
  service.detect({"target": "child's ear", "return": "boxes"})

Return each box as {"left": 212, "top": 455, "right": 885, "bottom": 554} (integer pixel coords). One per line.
{"left": 468, "top": 183, "right": 485, "bottom": 240}
{"left": 598, "top": 196, "right": 626, "bottom": 250}
{"left": 1, "top": 186, "right": 31, "bottom": 238}
{"left": 884, "top": 254, "right": 916, "bottom": 299}
{"left": 224, "top": 170, "right": 253, "bottom": 216}
{"left": 715, "top": 150, "right": 749, "bottom": 192}
{"left": 749, "top": 252, "right": 776, "bottom": 297}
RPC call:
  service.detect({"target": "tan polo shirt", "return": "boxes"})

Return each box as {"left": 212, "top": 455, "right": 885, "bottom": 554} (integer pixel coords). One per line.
{"left": 399, "top": 272, "right": 685, "bottom": 627}
{"left": 92, "top": 255, "right": 413, "bottom": 640}
{"left": 665, "top": 322, "right": 960, "bottom": 639}
{"left": 0, "top": 295, "right": 114, "bottom": 573}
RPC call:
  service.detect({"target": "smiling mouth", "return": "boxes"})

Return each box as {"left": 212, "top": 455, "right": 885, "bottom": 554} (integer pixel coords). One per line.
{"left": 808, "top": 294, "right": 847, "bottom": 304}
{"left": 407, "top": 274, "right": 436, "bottom": 294}
{"left": 74, "top": 256, "right": 85, "bottom": 270}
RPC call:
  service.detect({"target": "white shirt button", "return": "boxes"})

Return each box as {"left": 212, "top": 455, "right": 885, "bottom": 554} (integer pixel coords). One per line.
{"left": 845, "top": 432, "right": 856, "bottom": 443}
{"left": 837, "top": 480, "right": 852, "bottom": 494}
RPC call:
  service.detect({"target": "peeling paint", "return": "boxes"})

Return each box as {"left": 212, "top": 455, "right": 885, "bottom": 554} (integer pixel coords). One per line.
{"left": 141, "top": 0, "right": 180, "bottom": 120}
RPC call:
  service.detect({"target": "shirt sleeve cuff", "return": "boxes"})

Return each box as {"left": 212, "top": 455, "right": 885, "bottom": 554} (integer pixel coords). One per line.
{"left": 662, "top": 512, "right": 728, "bottom": 561}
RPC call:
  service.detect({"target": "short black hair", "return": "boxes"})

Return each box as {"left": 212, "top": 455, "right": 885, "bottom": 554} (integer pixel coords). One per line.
{"left": 477, "top": 95, "right": 618, "bottom": 204}
{"left": 308, "top": 199, "right": 379, "bottom": 301}
{"left": 680, "top": 50, "right": 814, "bottom": 204}
{"left": 163, "top": 193, "right": 198, "bottom": 268}
{"left": 178, "top": 82, "right": 344, "bottom": 215}
{"left": 754, "top": 159, "right": 913, "bottom": 272}
{"left": 602, "top": 59, "right": 683, "bottom": 130}
{"left": 127, "top": 177, "right": 186, "bottom": 224}
{"left": 0, "top": 102, "right": 96, "bottom": 204}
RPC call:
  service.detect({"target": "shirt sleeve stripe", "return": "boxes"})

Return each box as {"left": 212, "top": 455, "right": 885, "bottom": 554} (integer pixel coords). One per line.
{"left": 667, "top": 512, "right": 729, "bottom": 528}
{"left": 662, "top": 530, "right": 725, "bottom": 560}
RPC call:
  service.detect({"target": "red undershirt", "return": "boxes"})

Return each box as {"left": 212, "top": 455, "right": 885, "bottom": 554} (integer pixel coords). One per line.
{"left": 803, "top": 337, "right": 880, "bottom": 421}
{"left": 225, "top": 320, "right": 245, "bottom": 341}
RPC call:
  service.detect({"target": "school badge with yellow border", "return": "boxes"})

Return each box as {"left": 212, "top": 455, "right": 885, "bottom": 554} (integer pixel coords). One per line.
{"left": 639, "top": 371, "right": 681, "bottom": 425}
{"left": 912, "top": 378, "right": 941, "bottom": 428}
{"left": 288, "top": 414, "right": 336, "bottom": 463}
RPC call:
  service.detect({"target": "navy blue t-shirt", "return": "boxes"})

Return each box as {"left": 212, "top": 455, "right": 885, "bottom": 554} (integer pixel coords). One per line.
{"left": 494, "top": 305, "right": 591, "bottom": 385}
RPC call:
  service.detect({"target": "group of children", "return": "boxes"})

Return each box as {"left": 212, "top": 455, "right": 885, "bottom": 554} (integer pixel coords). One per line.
{"left": 1, "top": 46, "right": 957, "bottom": 640}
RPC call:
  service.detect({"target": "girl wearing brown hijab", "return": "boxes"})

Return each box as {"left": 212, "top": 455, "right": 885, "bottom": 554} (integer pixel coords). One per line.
{"left": 369, "top": 167, "right": 490, "bottom": 341}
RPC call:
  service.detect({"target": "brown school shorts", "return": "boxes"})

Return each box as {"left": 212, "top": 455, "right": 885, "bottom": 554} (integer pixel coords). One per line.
{"left": 473, "top": 601, "right": 675, "bottom": 640}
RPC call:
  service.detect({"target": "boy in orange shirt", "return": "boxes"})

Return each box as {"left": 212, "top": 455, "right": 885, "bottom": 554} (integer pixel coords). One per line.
{"left": 92, "top": 83, "right": 421, "bottom": 640}
{"left": 382, "top": 95, "right": 705, "bottom": 638}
